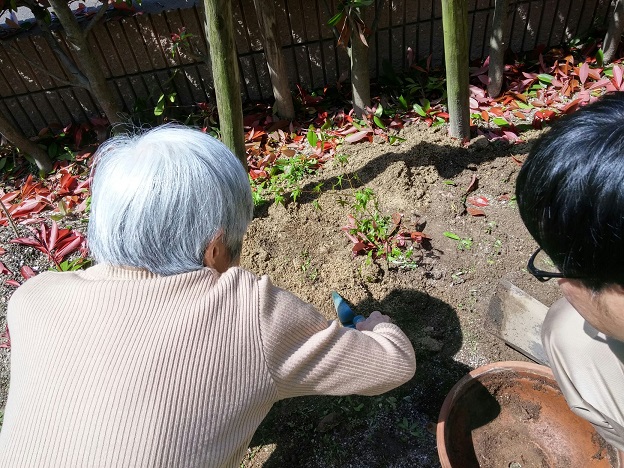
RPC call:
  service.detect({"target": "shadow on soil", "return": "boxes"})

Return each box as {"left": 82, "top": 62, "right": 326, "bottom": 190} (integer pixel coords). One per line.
{"left": 244, "top": 287, "right": 473, "bottom": 467}
{"left": 292, "top": 138, "right": 533, "bottom": 206}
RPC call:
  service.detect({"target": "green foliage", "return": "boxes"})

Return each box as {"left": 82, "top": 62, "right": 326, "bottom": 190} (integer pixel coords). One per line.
{"left": 444, "top": 231, "right": 473, "bottom": 251}
{"left": 54, "top": 257, "right": 92, "bottom": 272}
{"left": 250, "top": 154, "right": 319, "bottom": 206}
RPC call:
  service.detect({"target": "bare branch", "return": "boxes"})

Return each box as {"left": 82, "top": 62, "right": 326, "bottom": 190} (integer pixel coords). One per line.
{"left": 21, "top": 0, "right": 91, "bottom": 89}
{"left": 84, "top": 1, "right": 110, "bottom": 36}
{"left": 0, "top": 40, "right": 82, "bottom": 87}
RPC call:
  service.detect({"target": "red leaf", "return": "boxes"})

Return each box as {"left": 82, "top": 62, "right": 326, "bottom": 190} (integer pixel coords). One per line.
{"left": 0, "top": 247, "right": 5, "bottom": 255}
{"left": 48, "top": 220, "right": 59, "bottom": 251}
{"left": 10, "top": 237, "right": 42, "bottom": 248}
{"left": 344, "top": 131, "right": 370, "bottom": 143}
{"left": 352, "top": 242, "right": 369, "bottom": 255}
{"left": 467, "top": 195, "right": 490, "bottom": 207}
{"left": 560, "top": 99, "right": 581, "bottom": 114}
{"left": 465, "top": 174, "right": 479, "bottom": 194}
{"left": 10, "top": 200, "right": 47, "bottom": 219}
{"left": 467, "top": 207, "right": 486, "bottom": 217}
{"left": 410, "top": 231, "right": 430, "bottom": 243}
{"left": 0, "top": 325, "right": 10, "bottom": 349}
{"left": 510, "top": 156, "right": 524, "bottom": 167}
{"left": 579, "top": 62, "right": 589, "bottom": 85}
{"left": 53, "top": 236, "right": 83, "bottom": 263}
{"left": 5, "top": 280, "right": 20, "bottom": 288}
{"left": 20, "top": 265, "right": 37, "bottom": 280}
{"left": 0, "top": 261, "right": 10, "bottom": 275}
{"left": 615, "top": 65, "right": 623, "bottom": 88}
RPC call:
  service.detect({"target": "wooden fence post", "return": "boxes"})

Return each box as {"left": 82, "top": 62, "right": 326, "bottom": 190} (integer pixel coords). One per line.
{"left": 253, "top": 0, "right": 295, "bottom": 120}
{"left": 202, "top": 0, "right": 247, "bottom": 167}
{"left": 441, "top": 0, "right": 470, "bottom": 140}
{"left": 487, "top": 0, "right": 510, "bottom": 98}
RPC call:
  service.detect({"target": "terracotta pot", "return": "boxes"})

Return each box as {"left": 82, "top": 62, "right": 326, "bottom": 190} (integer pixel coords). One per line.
{"left": 437, "top": 361, "right": 622, "bottom": 468}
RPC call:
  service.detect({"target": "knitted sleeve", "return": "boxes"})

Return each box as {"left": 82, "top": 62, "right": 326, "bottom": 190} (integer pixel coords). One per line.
{"left": 257, "top": 276, "right": 416, "bottom": 400}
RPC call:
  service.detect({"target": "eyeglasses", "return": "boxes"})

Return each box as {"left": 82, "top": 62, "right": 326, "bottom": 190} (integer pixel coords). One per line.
{"left": 527, "top": 248, "right": 567, "bottom": 282}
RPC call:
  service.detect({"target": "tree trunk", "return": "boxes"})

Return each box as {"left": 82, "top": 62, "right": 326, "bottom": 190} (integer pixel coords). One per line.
{"left": 604, "top": 0, "right": 624, "bottom": 64}
{"left": 441, "top": 0, "right": 470, "bottom": 140}
{"left": 202, "top": 0, "right": 247, "bottom": 168}
{"left": 0, "top": 115, "right": 53, "bottom": 173}
{"left": 349, "top": 19, "right": 370, "bottom": 118}
{"left": 48, "top": 0, "right": 123, "bottom": 124}
{"left": 487, "top": 0, "right": 509, "bottom": 98}
{"left": 253, "top": 0, "right": 295, "bottom": 120}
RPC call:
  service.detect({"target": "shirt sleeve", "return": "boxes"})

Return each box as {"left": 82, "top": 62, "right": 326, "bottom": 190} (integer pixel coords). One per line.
{"left": 257, "top": 276, "right": 416, "bottom": 400}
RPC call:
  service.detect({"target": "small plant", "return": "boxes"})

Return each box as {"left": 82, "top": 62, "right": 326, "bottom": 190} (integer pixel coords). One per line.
{"left": 10, "top": 220, "right": 85, "bottom": 271}
{"left": 443, "top": 231, "right": 473, "bottom": 251}
{"left": 342, "top": 188, "right": 430, "bottom": 264}
{"left": 250, "top": 154, "right": 319, "bottom": 206}
{"left": 397, "top": 417, "right": 424, "bottom": 438}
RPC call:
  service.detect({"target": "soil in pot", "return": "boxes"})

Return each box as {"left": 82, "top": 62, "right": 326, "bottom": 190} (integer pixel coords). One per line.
{"left": 444, "top": 369, "right": 618, "bottom": 468}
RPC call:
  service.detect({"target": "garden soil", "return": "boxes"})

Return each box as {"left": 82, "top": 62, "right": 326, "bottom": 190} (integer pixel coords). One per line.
{"left": 0, "top": 122, "right": 565, "bottom": 466}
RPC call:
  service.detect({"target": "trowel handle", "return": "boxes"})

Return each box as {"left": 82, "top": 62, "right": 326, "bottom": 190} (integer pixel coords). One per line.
{"left": 346, "top": 314, "right": 366, "bottom": 329}
{"left": 332, "top": 291, "right": 366, "bottom": 328}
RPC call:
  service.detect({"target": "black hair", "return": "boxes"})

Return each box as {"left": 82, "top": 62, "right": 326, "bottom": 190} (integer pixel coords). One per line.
{"left": 516, "top": 92, "right": 624, "bottom": 290}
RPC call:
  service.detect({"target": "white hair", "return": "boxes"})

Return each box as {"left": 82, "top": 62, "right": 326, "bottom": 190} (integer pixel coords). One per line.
{"left": 88, "top": 125, "right": 253, "bottom": 276}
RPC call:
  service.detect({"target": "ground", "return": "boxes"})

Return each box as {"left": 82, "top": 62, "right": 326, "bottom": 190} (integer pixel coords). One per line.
{"left": 0, "top": 121, "right": 563, "bottom": 466}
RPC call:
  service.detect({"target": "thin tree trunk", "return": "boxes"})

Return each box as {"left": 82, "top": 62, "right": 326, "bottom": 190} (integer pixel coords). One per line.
{"left": 202, "top": 0, "right": 247, "bottom": 168}
{"left": 349, "top": 20, "right": 370, "bottom": 118}
{"left": 487, "top": 0, "right": 509, "bottom": 98}
{"left": 441, "top": 0, "right": 470, "bottom": 140}
{"left": 0, "top": 115, "right": 53, "bottom": 173}
{"left": 253, "top": 0, "right": 295, "bottom": 120}
{"left": 604, "top": 0, "right": 624, "bottom": 64}
{"left": 48, "top": 0, "right": 123, "bottom": 124}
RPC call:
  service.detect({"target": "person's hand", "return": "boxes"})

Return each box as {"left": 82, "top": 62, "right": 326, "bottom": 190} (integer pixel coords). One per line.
{"left": 356, "top": 311, "right": 391, "bottom": 331}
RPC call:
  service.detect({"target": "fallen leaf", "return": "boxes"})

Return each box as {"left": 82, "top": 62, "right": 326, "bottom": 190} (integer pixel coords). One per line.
{"left": 345, "top": 131, "right": 370, "bottom": 143}
{"left": 467, "top": 207, "right": 486, "bottom": 217}
{"left": 465, "top": 174, "right": 479, "bottom": 194}
{"left": 20, "top": 266, "right": 37, "bottom": 280}
{"left": 510, "top": 155, "right": 524, "bottom": 166}
{"left": 0, "top": 262, "right": 10, "bottom": 275}
{"left": 467, "top": 195, "right": 490, "bottom": 207}
{"left": 5, "top": 279, "right": 20, "bottom": 288}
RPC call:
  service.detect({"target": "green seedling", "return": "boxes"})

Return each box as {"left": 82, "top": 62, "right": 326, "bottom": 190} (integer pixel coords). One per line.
{"left": 397, "top": 417, "right": 424, "bottom": 438}
{"left": 443, "top": 231, "right": 473, "bottom": 250}
{"left": 250, "top": 154, "right": 319, "bottom": 206}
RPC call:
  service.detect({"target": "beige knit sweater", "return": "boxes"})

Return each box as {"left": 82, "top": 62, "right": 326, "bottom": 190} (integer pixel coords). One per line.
{"left": 0, "top": 264, "right": 416, "bottom": 467}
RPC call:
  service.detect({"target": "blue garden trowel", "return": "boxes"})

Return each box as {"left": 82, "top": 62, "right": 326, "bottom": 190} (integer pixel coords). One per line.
{"left": 331, "top": 291, "right": 366, "bottom": 328}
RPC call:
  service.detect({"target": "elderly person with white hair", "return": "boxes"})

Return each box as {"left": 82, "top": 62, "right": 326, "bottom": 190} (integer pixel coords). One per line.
{"left": 0, "top": 126, "right": 416, "bottom": 467}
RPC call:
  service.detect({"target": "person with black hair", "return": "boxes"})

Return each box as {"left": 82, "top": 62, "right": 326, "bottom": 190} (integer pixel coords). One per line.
{"left": 516, "top": 92, "right": 624, "bottom": 450}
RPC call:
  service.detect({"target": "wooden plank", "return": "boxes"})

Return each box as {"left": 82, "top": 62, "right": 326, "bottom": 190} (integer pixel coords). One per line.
{"left": 4, "top": 97, "right": 35, "bottom": 136}
{"left": 12, "top": 36, "right": 46, "bottom": 92}
{"left": 150, "top": 12, "right": 179, "bottom": 68}
{"left": 41, "top": 90, "right": 73, "bottom": 127}
{"left": 93, "top": 22, "right": 125, "bottom": 77}
{"left": 135, "top": 13, "right": 169, "bottom": 70}
{"left": 0, "top": 47, "right": 28, "bottom": 95}
{"left": 105, "top": 20, "right": 140, "bottom": 74}
{"left": 486, "top": 280, "right": 550, "bottom": 365}
{"left": 16, "top": 95, "right": 45, "bottom": 132}
{"left": 29, "top": 92, "right": 60, "bottom": 127}
{"left": 29, "top": 35, "right": 70, "bottom": 88}
{"left": 121, "top": 17, "right": 154, "bottom": 72}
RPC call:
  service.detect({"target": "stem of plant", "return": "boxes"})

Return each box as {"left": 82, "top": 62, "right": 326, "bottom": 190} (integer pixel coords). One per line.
{"left": 0, "top": 198, "right": 19, "bottom": 238}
